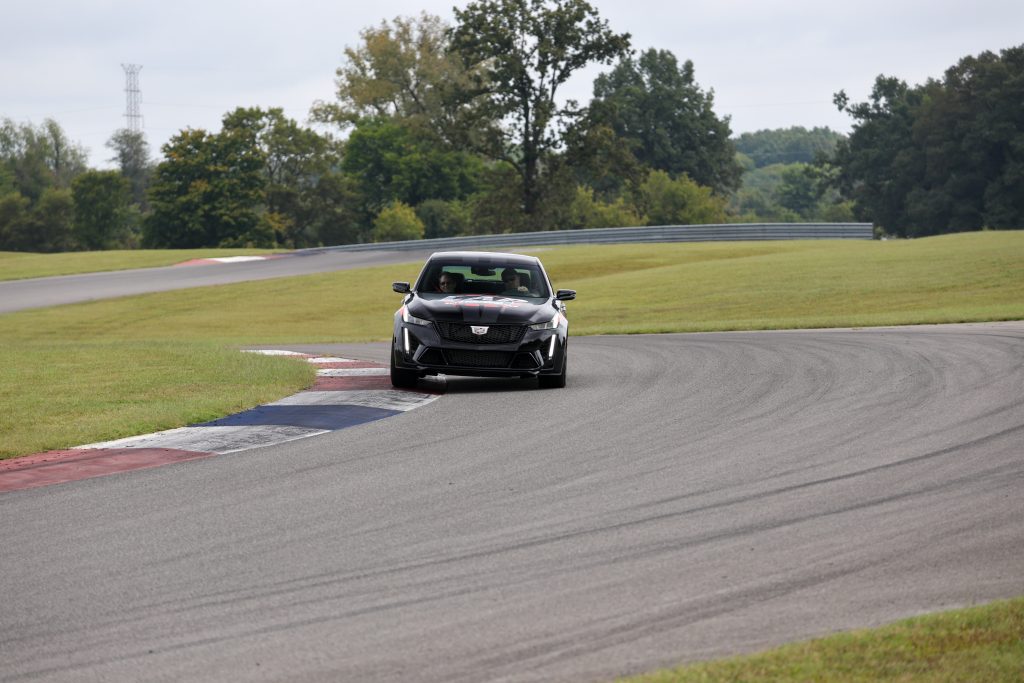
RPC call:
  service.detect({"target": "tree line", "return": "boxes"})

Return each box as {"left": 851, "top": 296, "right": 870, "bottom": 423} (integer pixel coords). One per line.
{"left": 833, "top": 44, "right": 1023, "bottom": 237}
{"left": 2, "top": 1, "right": 1020, "bottom": 253}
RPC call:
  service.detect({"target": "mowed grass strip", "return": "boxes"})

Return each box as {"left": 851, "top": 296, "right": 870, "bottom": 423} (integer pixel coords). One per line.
{"left": 0, "top": 231, "right": 1020, "bottom": 460}
{"left": 1, "top": 232, "right": 1021, "bottom": 347}
{"left": 0, "top": 341, "right": 314, "bottom": 459}
{"left": 0, "top": 247, "right": 284, "bottom": 281}
{"left": 617, "top": 596, "right": 1024, "bottom": 683}
{"left": 550, "top": 231, "right": 1024, "bottom": 333}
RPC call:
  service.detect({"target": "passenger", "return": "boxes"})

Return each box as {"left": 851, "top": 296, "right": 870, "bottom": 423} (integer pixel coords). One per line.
{"left": 501, "top": 267, "right": 532, "bottom": 294}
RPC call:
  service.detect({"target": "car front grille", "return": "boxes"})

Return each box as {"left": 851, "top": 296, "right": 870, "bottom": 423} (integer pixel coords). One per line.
{"left": 418, "top": 348, "right": 446, "bottom": 366}
{"left": 512, "top": 352, "right": 541, "bottom": 370}
{"left": 444, "top": 350, "right": 513, "bottom": 368}
{"left": 434, "top": 322, "right": 527, "bottom": 345}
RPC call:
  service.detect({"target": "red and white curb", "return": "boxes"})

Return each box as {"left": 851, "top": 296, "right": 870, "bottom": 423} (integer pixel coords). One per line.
{"left": 0, "top": 351, "right": 441, "bottom": 493}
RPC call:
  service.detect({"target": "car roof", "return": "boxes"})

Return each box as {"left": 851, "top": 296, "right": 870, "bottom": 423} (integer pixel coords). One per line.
{"left": 426, "top": 251, "right": 542, "bottom": 267}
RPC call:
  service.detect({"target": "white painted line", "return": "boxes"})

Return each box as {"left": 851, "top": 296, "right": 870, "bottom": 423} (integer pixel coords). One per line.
{"left": 80, "top": 425, "right": 328, "bottom": 455}
{"left": 208, "top": 256, "right": 269, "bottom": 263}
{"left": 316, "top": 368, "right": 390, "bottom": 377}
{"left": 243, "top": 349, "right": 307, "bottom": 356}
{"left": 269, "top": 390, "right": 440, "bottom": 412}
{"left": 306, "top": 356, "right": 358, "bottom": 363}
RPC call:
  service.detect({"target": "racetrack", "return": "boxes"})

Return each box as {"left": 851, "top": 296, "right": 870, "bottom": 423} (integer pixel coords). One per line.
{"left": 0, "top": 249, "right": 434, "bottom": 314}
{"left": 2, "top": 323, "right": 1022, "bottom": 682}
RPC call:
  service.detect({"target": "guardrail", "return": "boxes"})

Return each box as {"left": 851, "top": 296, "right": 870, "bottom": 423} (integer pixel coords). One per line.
{"left": 301, "top": 222, "right": 873, "bottom": 254}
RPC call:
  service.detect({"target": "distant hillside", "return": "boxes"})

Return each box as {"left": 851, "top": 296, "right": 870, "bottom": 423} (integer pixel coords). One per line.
{"left": 733, "top": 126, "right": 846, "bottom": 167}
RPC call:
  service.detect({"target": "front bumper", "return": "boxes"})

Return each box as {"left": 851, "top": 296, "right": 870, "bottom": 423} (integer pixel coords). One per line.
{"left": 393, "top": 321, "right": 565, "bottom": 378}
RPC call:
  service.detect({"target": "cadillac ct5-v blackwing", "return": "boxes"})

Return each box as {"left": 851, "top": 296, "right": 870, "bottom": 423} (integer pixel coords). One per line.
{"left": 391, "top": 251, "right": 575, "bottom": 388}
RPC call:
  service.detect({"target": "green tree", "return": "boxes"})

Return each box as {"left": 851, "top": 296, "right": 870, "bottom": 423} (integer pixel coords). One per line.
{"left": 634, "top": 170, "right": 727, "bottom": 225}
{"left": 415, "top": 198, "right": 472, "bottom": 238}
{"left": 832, "top": 77, "right": 924, "bottom": 234}
{"left": 29, "top": 187, "right": 76, "bottom": 252}
{"left": 450, "top": 0, "right": 631, "bottom": 219}
{"left": 460, "top": 164, "right": 528, "bottom": 234}
{"left": 567, "top": 185, "right": 643, "bottom": 228}
{"left": 71, "top": 170, "right": 133, "bottom": 250}
{"left": 733, "top": 127, "right": 845, "bottom": 168}
{"left": 0, "top": 119, "right": 89, "bottom": 252}
{"left": 0, "top": 162, "right": 14, "bottom": 196}
{"left": 342, "top": 117, "right": 482, "bottom": 216}
{"left": 729, "top": 161, "right": 854, "bottom": 223}
{"left": 728, "top": 163, "right": 801, "bottom": 223}
{"left": 915, "top": 45, "right": 1024, "bottom": 231}
{"left": 0, "top": 191, "right": 31, "bottom": 250}
{"left": 561, "top": 118, "right": 647, "bottom": 200}
{"left": 590, "top": 49, "right": 740, "bottom": 195}
{"left": 1, "top": 118, "right": 87, "bottom": 202}
{"left": 106, "top": 128, "right": 153, "bottom": 209}
{"left": 1, "top": 119, "right": 49, "bottom": 203}
{"left": 370, "top": 201, "right": 425, "bottom": 242}
{"left": 221, "top": 107, "right": 342, "bottom": 247}
{"left": 38, "top": 120, "right": 87, "bottom": 190}
{"left": 144, "top": 124, "right": 265, "bottom": 248}
{"left": 833, "top": 44, "right": 1024, "bottom": 235}
{"left": 303, "top": 172, "right": 366, "bottom": 246}
{"left": 312, "top": 13, "right": 481, "bottom": 147}
{"left": 776, "top": 164, "right": 821, "bottom": 216}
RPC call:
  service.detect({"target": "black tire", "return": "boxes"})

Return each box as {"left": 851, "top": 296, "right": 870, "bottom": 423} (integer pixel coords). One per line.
{"left": 390, "top": 353, "right": 418, "bottom": 389}
{"left": 538, "top": 345, "right": 567, "bottom": 389}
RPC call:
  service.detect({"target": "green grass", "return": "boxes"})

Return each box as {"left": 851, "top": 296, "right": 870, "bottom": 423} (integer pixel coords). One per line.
{"left": 0, "top": 232, "right": 1021, "bottom": 459}
{"left": 550, "top": 232, "right": 1024, "bottom": 333}
{"left": 1, "top": 233, "right": 1021, "bottom": 348}
{"left": 618, "top": 596, "right": 1024, "bottom": 682}
{"left": 0, "top": 248, "right": 285, "bottom": 281}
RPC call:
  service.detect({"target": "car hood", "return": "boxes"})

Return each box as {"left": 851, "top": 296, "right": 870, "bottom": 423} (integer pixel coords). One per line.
{"left": 408, "top": 294, "right": 557, "bottom": 325}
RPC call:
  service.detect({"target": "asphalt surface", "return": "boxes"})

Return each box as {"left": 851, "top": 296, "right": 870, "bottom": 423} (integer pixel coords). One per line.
{"left": 2, "top": 323, "right": 1022, "bottom": 682}
{"left": 0, "top": 249, "right": 435, "bottom": 314}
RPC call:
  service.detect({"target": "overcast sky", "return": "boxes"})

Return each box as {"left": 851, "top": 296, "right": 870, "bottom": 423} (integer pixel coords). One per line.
{"left": 4, "top": 0, "right": 1021, "bottom": 168}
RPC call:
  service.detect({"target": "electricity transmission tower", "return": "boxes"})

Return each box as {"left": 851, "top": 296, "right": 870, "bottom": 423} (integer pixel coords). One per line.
{"left": 121, "top": 64, "right": 143, "bottom": 132}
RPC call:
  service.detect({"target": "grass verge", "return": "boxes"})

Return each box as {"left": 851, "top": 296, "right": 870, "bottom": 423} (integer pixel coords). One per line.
{"left": 0, "top": 341, "right": 314, "bottom": 459}
{"left": 618, "top": 596, "right": 1024, "bottom": 682}
{"left": 0, "top": 248, "right": 284, "bottom": 281}
{"left": 0, "top": 232, "right": 1021, "bottom": 459}
{"left": 551, "top": 232, "right": 1024, "bottom": 334}
{"left": 1, "top": 233, "right": 1022, "bottom": 348}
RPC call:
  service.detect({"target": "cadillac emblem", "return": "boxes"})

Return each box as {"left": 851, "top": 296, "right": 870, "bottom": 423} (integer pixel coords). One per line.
{"left": 471, "top": 326, "right": 489, "bottom": 335}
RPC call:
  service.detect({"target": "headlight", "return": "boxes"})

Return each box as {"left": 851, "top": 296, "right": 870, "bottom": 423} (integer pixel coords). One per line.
{"left": 529, "top": 315, "right": 560, "bottom": 331}
{"left": 401, "top": 306, "right": 431, "bottom": 326}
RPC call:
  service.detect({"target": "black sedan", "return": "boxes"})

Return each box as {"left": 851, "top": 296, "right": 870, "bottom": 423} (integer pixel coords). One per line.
{"left": 391, "top": 251, "right": 575, "bottom": 388}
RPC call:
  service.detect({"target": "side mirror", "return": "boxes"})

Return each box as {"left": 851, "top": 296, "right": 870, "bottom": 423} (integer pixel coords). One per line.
{"left": 392, "top": 282, "right": 410, "bottom": 294}
{"left": 555, "top": 289, "right": 576, "bottom": 301}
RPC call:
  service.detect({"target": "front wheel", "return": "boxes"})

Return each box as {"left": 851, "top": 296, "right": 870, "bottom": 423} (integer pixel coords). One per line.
{"left": 390, "top": 352, "right": 418, "bottom": 389}
{"left": 538, "top": 345, "right": 567, "bottom": 389}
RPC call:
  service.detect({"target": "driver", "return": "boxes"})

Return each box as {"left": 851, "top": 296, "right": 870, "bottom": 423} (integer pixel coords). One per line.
{"left": 438, "top": 271, "right": 462, "bottom": 293}
{"left": 501, "top": 267, "right": 533, "bottom": 295}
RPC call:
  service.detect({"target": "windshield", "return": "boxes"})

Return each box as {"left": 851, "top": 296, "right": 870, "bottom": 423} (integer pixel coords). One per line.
{"left": 416, "top": 261, "right": 550, "bottom": 299}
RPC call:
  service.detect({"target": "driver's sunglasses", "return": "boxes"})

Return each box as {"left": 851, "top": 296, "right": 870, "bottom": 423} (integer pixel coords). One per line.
{"left": 440, "top": 281, "right": 454, "bottom": 286}
{"left": 502, "top": 276, "right": 517, "bottom": 282}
